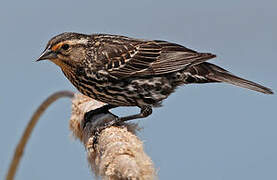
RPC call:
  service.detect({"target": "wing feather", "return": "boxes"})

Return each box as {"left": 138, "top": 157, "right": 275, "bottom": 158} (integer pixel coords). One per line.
{"left": 93, "top": 35, "right": 216, "bottom": 78}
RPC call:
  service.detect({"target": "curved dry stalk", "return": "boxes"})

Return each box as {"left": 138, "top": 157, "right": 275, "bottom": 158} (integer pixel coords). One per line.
{"left": 6, "top": 90, "right": 74, "bottom": 180}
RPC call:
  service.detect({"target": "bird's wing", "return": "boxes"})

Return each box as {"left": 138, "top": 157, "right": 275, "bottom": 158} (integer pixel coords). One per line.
{"left": 94, "top": 35, "right": 216, "bottom": 78}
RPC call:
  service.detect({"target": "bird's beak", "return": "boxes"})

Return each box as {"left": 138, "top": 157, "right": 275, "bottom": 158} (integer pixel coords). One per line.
{"left": 36, "top": 47, "right": 57, "bottom": 61}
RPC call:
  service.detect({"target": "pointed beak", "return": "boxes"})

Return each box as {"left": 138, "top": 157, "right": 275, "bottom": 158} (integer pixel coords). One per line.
{"left": 36, "top": 48, "right": 57, "bottom": 62}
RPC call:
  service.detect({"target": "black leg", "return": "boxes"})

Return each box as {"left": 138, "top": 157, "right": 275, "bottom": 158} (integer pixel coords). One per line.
{"left": 104, "top": 105, "right": 153, "bottom": 127}
{"left": 83, "top": 104, "right": 117, "bottom": 129}
{"left": 120, "top": 105, "right": 152, "bottom": 122}
{"left": 82, "top": 105, "right": 152, "bottom": 139}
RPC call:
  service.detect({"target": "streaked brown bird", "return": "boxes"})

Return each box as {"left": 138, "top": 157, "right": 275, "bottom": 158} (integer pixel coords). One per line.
{"left": 37, "top": 32, "right": 273, "bottom": 123}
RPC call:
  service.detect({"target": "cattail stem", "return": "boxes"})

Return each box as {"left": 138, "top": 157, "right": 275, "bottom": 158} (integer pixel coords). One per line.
{"left": 6, "top": 92, "right": 155, "bottom": 180}
{"left": 6, "top": 91, "right": 74, "bottom": 180}
{"left": 70, "top": 94, "right": 156, "bottom": 180}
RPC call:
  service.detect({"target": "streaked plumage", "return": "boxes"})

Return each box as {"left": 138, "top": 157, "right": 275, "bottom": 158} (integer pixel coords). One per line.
{"left": 37, "top": 32, "right": 273, "bottom": 122}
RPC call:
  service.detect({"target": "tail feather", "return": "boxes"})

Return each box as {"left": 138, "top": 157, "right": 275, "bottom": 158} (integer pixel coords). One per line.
{"left": 187, "top": 62, "right": 274, "bottom": 94}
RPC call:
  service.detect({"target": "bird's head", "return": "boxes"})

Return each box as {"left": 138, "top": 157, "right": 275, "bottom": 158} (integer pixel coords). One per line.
{"left": 37, "top": 32, "right": 90, "bottom": 70}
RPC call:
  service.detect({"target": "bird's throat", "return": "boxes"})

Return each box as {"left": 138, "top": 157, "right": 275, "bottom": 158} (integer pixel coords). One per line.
{"left": 51, "top": 58, "right": 76, "bottom": 71}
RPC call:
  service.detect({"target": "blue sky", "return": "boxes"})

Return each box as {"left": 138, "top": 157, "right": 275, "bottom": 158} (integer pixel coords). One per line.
{"left": 0, "top": 0, "right": 276, "bottom": 179}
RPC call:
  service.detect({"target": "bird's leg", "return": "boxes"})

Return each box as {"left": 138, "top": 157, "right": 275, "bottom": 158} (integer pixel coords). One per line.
{"left": 83, "top": 105, "right": 152, "bottom": 142}
{"left": 83, "top": 104, "right": 116, "bottom": 129}
{"left": 110, "top": 105, "right": 153, "bottom": 125}
{"left": 83, "top": 104, "right": 118, "bottom": 146}
{"left": 121, "top": 105, "right": 152, "bottom": 122}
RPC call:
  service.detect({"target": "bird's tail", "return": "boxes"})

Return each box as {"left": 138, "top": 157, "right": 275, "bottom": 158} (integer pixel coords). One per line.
{"left": 184, "top": 62, "right": 273, "bottom": 94}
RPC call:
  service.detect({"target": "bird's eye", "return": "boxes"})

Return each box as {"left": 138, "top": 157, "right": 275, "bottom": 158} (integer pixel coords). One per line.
{"left": 61, "top": 44, "right": 70, "bottom": 50}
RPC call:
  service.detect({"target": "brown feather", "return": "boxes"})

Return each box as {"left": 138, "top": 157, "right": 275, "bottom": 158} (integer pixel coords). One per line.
{"left": 93, "top": 36, "right": 216, "bottom": 78}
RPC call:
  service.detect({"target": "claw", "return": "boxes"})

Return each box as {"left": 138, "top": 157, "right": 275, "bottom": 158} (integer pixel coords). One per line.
{"left": 82, "top": 104, "right": 152, "bottom": 146}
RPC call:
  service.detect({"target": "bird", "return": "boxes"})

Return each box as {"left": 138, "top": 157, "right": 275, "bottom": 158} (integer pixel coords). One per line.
{"left": 37, "top": 32, "right": 273, "bottom": 124}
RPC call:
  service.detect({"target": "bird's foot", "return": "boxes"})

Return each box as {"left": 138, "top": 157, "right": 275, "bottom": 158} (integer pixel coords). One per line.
{"left": 83, "top": 105, "right": 152, "bottom": 145}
